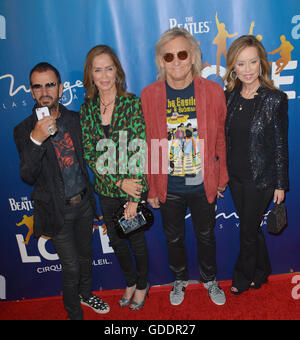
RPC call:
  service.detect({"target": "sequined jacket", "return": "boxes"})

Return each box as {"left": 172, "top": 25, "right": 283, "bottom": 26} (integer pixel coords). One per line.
{"left": 225, "top": 86, "right": 289, "bottom": 191}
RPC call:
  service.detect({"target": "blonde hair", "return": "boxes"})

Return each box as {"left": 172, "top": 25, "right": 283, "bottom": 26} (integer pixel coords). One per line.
{"left": 83, "top": 45, "right": 132, "bottom": 101}
{"left": 155, "top": 27, "right": 202, "bottom": 81}
{"left": 223, "top": 35, "right": 276, "bottom": 92}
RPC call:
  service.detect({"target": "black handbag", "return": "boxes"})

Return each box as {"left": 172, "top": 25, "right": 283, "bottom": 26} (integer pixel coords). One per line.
{"left": 112, "top": 201, "right": 154, "bottom": 235}
{"left": 267, "top": 203, "right": 287, "bottom": 234}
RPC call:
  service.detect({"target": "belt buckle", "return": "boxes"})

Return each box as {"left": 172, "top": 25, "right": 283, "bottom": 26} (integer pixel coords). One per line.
{"left": 67, "top": 193, "right": 81, "bottom": 206}
{"left": 69, "top": 194, "right": 81, "bottom": 206}
{"left": 66, "top": 189, "right": 86, "bottom": 206}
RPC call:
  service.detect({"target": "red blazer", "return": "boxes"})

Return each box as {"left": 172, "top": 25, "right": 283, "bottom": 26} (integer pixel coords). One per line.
{"left": 141, "top": 77, "right": 228, "bottom": 204}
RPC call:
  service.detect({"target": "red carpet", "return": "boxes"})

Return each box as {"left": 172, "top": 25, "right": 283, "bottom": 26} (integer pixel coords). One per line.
{"left": 0, "top": 274, "right": 299, "bottom": 320}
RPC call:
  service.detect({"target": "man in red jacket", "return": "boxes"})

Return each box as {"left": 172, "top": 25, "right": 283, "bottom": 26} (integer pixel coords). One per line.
{"left": 141, "top": 28, "right": 228, "bottom": 306}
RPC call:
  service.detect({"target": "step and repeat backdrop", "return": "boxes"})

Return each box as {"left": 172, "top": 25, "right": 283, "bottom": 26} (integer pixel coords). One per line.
{"left": 0, "top": 0, "right": 299, "bottom": 301}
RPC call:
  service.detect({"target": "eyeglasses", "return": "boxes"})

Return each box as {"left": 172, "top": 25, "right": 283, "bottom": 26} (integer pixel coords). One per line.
{"left": 31, "top": 82, "right": 57, "bottom": 91}
{"left": 163, "top": 50, "right": 189, "bottom": 63}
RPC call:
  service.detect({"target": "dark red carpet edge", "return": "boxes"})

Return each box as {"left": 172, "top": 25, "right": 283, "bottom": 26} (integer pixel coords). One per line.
{"left": 0, "top": 274, "right": 299, "bottom": 320}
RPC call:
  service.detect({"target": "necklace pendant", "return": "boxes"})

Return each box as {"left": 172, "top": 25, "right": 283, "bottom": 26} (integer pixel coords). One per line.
{"left": 100, "top": 94, "right": 116, "bottom": 116}
{"left": 239, "top": 104, "right": 242, "bottom": 111}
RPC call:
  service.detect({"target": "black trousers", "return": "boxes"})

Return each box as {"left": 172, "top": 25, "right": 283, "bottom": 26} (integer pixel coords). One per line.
{"left": 99, "top": 196, "right": 149, "bottom": 290}
{"left": 229, "top": 179, "right": 273, "bottom": 290}
{"left": 160, "top": 186, "right": 217, "bottom": 283}
{"left": 51, "top": 197, "right": 94, "bottom": 320}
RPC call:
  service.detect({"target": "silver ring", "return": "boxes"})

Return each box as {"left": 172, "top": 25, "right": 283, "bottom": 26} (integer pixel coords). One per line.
{"left": 48, "top": 125, "right": 55, "bottom": 136}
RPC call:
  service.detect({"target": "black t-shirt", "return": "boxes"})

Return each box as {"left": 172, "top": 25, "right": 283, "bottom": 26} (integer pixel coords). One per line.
{"left": 50, "top": 114, "right": 86, "bottom": 199}
{"left": 166, "top": 81, "right": 203, "bottom": 193}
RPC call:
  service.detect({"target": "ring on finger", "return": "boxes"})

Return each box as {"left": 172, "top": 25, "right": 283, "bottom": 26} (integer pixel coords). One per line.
{"left": 48, "top": 125, "right": 55, "bottom": 136}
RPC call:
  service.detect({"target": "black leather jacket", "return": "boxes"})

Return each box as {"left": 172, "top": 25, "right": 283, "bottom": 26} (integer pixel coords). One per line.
{"left": 225, "top": 85, "right": 289, "bottom": 191}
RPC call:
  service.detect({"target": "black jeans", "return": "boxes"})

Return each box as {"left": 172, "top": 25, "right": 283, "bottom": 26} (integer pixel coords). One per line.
{"left": 52, "top": 197, "right": 94, "bottom": 320}
{"left": 229, "top": 179, "right": 273, "bottom": 290}
{"left": 160, "top": 186, "right": 217, "bottom": 283}
{"left": 99, "top": 196, "right": 149, "bottom": 290}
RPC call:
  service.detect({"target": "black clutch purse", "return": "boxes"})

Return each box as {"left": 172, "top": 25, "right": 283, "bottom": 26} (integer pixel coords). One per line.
{"left": 112, "top": 201, "right": 154, "bottom": 235}
{"left": 267, "top": 203, "right": 287, "bottom": 234}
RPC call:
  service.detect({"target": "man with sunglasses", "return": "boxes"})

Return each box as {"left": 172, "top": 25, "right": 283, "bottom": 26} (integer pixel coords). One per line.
{"left": 13, "top": 62, "right": 110, "bottom": 319}
{"left": 141, "top": 28, "right": 228, "bottom": 306}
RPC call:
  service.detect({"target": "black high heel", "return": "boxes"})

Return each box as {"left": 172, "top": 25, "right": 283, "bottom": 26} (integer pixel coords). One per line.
{"left": 129, "top": 283, "right": 150, "bottom": 311}
{"left": 230, "top": 286, "right": 249, "bottom": 295}
{"left": 250, "top": 278, "right": 268, "bottom": 290}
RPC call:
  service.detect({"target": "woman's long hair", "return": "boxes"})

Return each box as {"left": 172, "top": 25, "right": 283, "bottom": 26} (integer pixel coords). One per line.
{"left": 223, "top": 35, "right": 277, "bottom": 92}
{"left": 83, "top": 45, "right": 132, "bottom": 101}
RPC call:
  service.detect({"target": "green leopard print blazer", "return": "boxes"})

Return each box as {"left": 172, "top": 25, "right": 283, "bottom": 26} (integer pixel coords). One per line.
{"left": 80, "top": 94, "right": 148, "bottom": 202}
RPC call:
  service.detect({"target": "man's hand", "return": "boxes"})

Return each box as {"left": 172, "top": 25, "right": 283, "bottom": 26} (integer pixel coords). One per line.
{"left": 31, "top": 116, "right": 57, "bottom": 143}
{"left": 217, "top": 186, "right": 226, "bottom": 199}
{"left": 147, "top": 197, "right": 160, "bottom": 209}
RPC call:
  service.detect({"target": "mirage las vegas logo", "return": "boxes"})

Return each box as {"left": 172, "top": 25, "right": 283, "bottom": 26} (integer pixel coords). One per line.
{"left": 0, "top": 13, "right": 81, "bottom": 109}
{"left": 0, "top": 12, "right": 82, "bottom": 110}
{"left": 0, "top": 73, "right": 84, "bottom": 110}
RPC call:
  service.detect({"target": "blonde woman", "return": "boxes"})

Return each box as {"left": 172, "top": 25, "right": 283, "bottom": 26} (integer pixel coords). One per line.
{"left": 223, "top": 35, "right": 289, "bottom": 295}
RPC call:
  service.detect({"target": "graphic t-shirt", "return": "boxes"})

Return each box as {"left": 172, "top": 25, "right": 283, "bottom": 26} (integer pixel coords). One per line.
{"left": 166, "top": 81, "right": 203, "bottom": 193}
{"left": 51, "top": 115, "right": 86, "bottom": 199}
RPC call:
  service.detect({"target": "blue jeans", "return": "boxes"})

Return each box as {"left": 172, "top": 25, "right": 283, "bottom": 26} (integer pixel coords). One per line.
{"left": 160, "top": 186, "right": 217, "bottom": 283}
{"left": 51, "top": 197, "right": 94, "bottom": 320}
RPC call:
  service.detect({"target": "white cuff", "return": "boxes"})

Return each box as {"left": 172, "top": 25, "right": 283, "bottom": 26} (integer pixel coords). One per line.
{"left": 30, "top": 132, "right": 42, "bottom": 146}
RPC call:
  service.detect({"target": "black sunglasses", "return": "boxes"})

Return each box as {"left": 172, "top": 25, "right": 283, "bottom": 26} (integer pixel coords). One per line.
{"left": 163, "top": 50, "right": 189, "bottom": 63}
{"left": 31, "top": 82, "right": 57, "bottom": 91}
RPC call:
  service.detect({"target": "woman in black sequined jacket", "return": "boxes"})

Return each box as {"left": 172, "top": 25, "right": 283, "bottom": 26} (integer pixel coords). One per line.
{"left": 223, "top": 35, "right": 289, "bottom": 295}
{"left": 225, "top": 85, "right": 289, "bottom": 191}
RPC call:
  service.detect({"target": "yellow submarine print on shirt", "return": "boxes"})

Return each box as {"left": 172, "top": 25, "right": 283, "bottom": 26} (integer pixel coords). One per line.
{"left": 167, "top": 113, "right": 189, "bottom": 125}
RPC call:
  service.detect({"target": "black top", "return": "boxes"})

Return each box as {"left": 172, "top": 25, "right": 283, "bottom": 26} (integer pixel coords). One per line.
{"left": 102, "top": 124, "right": 111, "bottom": 138}
{"left": 229, "top": 93, "right": 255, "bottom": 182}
